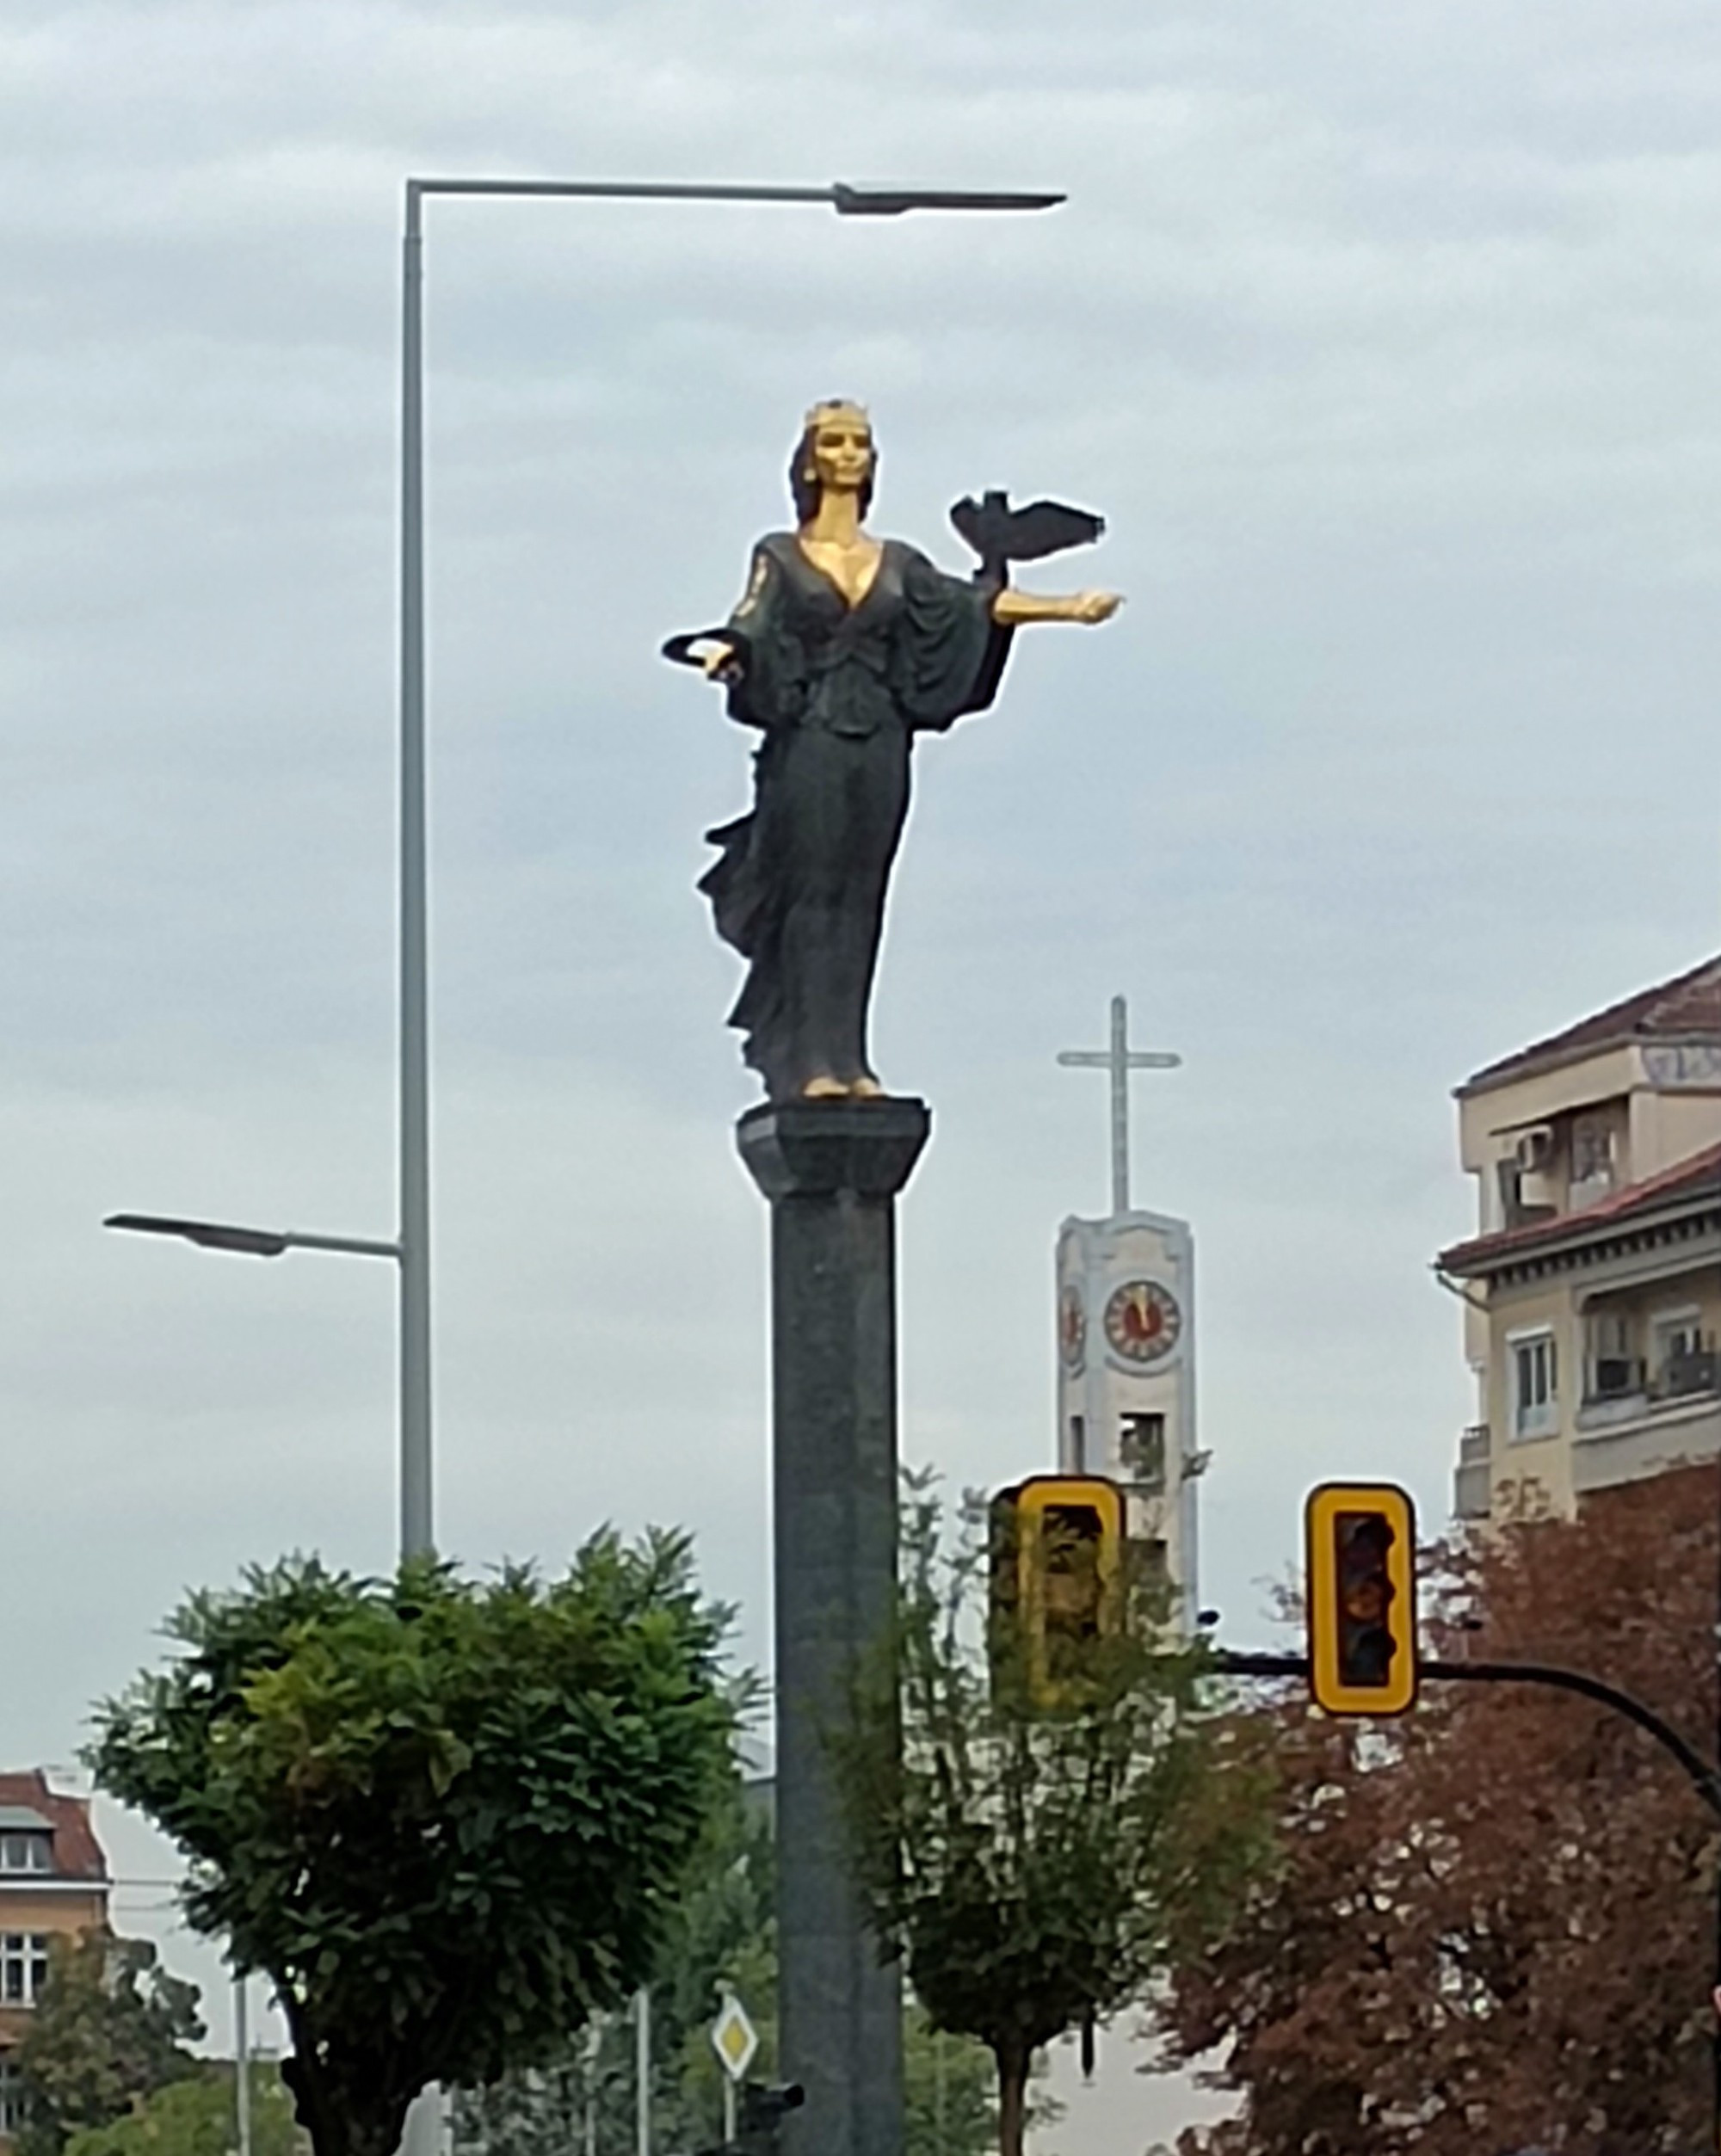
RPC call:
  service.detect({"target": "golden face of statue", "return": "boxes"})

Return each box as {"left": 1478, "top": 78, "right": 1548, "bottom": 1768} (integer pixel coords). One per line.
{"left": 805, "top": 405, "right": 874, "bottom": 496}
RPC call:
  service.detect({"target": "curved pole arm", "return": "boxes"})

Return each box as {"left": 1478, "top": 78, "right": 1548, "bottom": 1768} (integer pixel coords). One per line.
{"left": 1212, "top": 1648, "right": 1721, "bottom": 1820}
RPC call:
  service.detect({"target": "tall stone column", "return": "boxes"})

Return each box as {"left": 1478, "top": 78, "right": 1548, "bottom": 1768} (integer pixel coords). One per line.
{"left": 737, "top": 1096, "right": 931, "bottom": 2156}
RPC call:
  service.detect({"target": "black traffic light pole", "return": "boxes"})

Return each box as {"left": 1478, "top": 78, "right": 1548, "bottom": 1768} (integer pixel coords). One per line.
{"left": 1215, "top": 1648, "right": 1721, "bottom": 1816}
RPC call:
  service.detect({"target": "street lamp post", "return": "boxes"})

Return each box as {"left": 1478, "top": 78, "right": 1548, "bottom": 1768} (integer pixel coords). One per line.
{"left": 402, "top": 170, "right": 1058, "bottom": 2156}
{"left": 105, "top": 1212, "right": 399, "bottom": 1263}
{"left": 395, "top": 170, "right": 1060, "bottom": 1588}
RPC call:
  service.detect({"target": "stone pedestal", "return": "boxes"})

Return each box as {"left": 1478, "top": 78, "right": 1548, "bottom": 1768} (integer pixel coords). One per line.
{"left": 737, "top": 1096, "right": 931, "bottom": 2156}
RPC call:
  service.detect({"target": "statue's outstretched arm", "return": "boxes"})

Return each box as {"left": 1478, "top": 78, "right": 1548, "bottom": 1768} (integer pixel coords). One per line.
{"left": 992, "top": 588, "right": 1123, "bottom": 626}
{"left": 664, "top": 548, "right": 772, "bottom": 681}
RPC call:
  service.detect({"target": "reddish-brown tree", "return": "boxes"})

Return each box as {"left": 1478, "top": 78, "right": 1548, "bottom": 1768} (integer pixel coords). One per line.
{"left": 1161, "top": 1463, "right": 1720, "bottom": 2156}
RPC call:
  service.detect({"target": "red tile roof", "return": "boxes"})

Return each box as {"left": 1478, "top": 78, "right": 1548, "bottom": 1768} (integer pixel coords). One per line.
{"left": 0, "top": 1772, "right": 108, "bottom": 1882}
{"left": 1439, "top": 1135, "right": 1721, "bottom": 1274}
{"left": 1461, "top": 952, "right": 1721, "bottom": 1095}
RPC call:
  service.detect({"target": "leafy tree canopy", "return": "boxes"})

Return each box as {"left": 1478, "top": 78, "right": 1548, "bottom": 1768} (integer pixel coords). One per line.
{"left": 88, "top": 1535, "right": 740, "bottom": 2156}
{"left": 829, "top": 1477, "right": 1278, "bottom": 2156}
{"left": 1162, "top": 1463, "right": 1720, "bottom": 2156}
{"left": 455, "top": 1776, "right": 1007, "bottom": 2156}
{"left": 15, "top": 1932, "right": 202, "bottom": 2156}
{"left": 65, "top": 2065, "right": 299, "bottom": 2156}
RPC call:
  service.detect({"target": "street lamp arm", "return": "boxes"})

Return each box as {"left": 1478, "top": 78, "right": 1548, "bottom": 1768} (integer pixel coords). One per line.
{"left": 406, "top": 177, "right": 1064, "bottom": 216}
{"left": 279, "top": 1229, "right": 404, "bottom": 1261}
{"left": 104, "top": 1214, "right": 400, "bottom": 1263}
{"left": 412, "top": 177, "right": 832, "bottom": 208}
{"left": 832, "top": 183, "right": 1064, "bottom": 216}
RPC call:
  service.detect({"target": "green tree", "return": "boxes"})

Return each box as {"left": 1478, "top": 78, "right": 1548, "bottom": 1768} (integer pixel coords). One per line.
{"left": 902, "top": 2011, "right": 996, "bottom": 2156}
{"left": 455, "top": 1780, "right": 1007, "bottom": 2156}
{"left": 651, "top": 1784, "right": 777, "bottom": 2156}
{"left": 452, "top": 2048, "right": 615, "bottom": 2156}
{"left": 15, "top": 1933, "right": 202, "bottom": 2156}
{"left": 453, "top": 1734, "right": 777, "bottom": 2156}
{"left": 643, "top": 1789, "right": 1004, "bottom": 2156}
{"left": 88, "top": 1536, "right": 740, "bottom": 2156}
{"left": 829, "top": 1480, "right": 1277, "bottom": 2156}
{"left": 65, "top": 2064, "right": 299, "bottom": 2156}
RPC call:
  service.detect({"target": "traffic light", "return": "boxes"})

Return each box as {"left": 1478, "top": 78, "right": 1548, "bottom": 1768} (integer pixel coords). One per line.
{"left": 735, "top": 2081, "right": 804, "bottom": 2155}
{"left": 991, "top": 1475, "right": 1126, "bottom": 1706}
{"left": 1305, "top": 1481, "right": 1417, "bottom": 1716}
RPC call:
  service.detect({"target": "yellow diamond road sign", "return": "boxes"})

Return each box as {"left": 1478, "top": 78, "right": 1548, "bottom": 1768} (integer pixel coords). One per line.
{"left": 711, "top": 1993, "right": 758, "bottom": 2084}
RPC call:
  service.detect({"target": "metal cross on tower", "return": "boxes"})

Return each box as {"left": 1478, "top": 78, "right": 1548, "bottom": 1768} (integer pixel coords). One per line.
{"left": 1057, "top": 995, "right": 1182, "bottom": 1217}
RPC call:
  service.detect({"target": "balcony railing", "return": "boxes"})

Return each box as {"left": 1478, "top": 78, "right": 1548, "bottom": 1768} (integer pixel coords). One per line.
{"left": 1654, "top": 1348, "right": 1719, "bottom": 1401}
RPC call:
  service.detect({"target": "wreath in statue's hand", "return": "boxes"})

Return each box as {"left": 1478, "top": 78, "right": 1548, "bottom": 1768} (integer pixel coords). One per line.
{"left": 662, "top": 628, "right": 751, "bottom": 680}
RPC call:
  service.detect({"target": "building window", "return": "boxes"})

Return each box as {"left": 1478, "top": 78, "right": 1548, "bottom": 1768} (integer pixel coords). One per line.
{"left": 1512, "top": 1332, "right": 1558, "bottom": 1439}
{"left": 1068, "top": 1415, "right": 1086, "bottom": 1474}
{"left": 1570, "top": 1112, "right": 1614, "bottom": 1195}
{"left": 1655, "top": 1309, "right": 1702, "bottom": 1360}
{"left": 0, "top": 2058, "right": 28, "bottom": 2136}
{"left": 0, "top": 1937, "right": 50, "bottom": 2008}
{"left": 1584, "top": 1309, "right": 1643, "bottom": 1401}
{"left": 1120, "top": 1413, "right": 1166, "bottom": 1494}
{"left": 0, "top": 1836, "right": 51, "bottom": 1876}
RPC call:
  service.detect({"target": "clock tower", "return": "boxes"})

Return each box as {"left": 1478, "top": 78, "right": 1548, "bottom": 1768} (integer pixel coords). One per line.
{"left": 1054, "top": 997, "right": 1202, "bottom": 1615}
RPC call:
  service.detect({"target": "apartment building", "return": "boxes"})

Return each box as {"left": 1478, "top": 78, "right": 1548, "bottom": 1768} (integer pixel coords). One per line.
{"left": 0, "top": 1773, "right": 111, "bottom": 2147}
{"left": 1440, "top": 954, "right": 1721, "bottom": 1524}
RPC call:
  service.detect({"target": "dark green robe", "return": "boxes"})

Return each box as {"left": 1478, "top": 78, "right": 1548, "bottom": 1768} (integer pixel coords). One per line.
{"left": 700, "top": 533, "right": 1013, "bottom": 1100}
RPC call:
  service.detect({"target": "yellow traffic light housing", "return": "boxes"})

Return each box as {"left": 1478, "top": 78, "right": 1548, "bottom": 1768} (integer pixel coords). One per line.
{"left": 1305, "top": 1481, "right": 1417, "bottom": 1716}
{"left": 993, "top": 1475, "right": 1126, "bottom": 1706}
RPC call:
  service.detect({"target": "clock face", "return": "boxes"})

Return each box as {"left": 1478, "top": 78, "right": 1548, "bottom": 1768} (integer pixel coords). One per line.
{"left": 1103, "top": 1278, "right": 1181, "bottom": 1365}
{"left": 1058, "top": 1283, "right": 1086, "bottom": 1371}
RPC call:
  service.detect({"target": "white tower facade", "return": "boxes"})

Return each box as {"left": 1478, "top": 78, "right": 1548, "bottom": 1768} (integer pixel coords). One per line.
{"left": 1054, "top": 998, "right": 1202, "bottom": 1612}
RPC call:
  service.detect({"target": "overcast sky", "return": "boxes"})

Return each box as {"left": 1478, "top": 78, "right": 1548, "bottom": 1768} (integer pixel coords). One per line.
{"left": 8, "top": 0, "right": 1721, "bottom": 2135}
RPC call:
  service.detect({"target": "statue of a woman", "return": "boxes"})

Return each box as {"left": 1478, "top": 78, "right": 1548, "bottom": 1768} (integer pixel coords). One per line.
{"left": 671, "top": 401, "right": 1120, "bottom": 1102}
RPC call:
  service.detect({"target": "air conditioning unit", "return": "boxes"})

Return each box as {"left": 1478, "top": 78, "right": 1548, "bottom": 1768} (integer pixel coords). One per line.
{"left": 1591, "top": 1356, "right": 1644, "bottom": 1400}
{"left": 1514, "top": 1125, "right": 1556, "bottom": 1173}
{"left": 1519, "top": 1169, "right": 1559, "bottom": 1210}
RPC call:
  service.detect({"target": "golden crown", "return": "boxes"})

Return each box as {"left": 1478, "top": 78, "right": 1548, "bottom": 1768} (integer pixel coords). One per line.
{"left": 803, "top": 398, "right": 870, "bottom": 431}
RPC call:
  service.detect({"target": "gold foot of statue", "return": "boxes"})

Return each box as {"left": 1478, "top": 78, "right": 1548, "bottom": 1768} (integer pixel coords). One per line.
{"left": 849, "top": 1075, "right": 885, "bottom": 1099}
{"left": 802, "top": 1074, "right": 849, "bottom": 1100}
